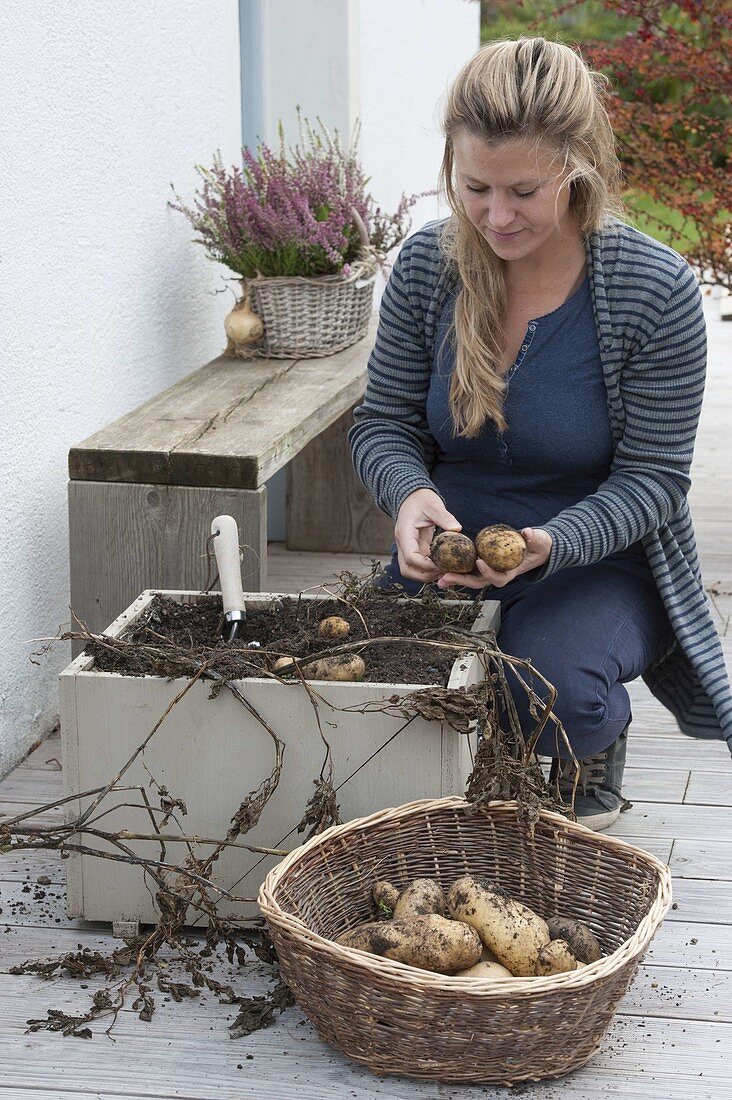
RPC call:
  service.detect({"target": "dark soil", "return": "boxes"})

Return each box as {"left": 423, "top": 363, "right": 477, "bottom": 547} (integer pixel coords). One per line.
{"left": 87, "top": 591, "right": 482, "bottom": 686}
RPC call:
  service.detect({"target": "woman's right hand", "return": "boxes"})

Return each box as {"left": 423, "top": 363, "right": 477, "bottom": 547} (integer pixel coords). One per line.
{"left": 394, "top": 489, "right": 463, "bottom": 582}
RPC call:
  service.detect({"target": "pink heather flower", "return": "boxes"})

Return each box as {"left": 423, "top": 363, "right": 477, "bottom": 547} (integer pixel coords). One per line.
{"left": 170, "top": 112, "right": 429, "bottom": 278}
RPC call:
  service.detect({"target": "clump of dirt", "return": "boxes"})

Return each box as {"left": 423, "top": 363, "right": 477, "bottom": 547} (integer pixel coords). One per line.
{"left": 86, "top": 590, "right": 483, "bottom": 686}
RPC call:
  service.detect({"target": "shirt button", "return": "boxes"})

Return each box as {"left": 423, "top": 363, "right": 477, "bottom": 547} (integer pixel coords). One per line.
{"left": 529, "top": 324, "right": 537, "bottom": 331}
{"left": 521, "top": 345, "right": 528, "bottom": 351}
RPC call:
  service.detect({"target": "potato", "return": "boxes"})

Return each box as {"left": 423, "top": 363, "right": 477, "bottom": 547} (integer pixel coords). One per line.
{"left": 447, "top": 876, "right": 550, "bottom": 977}
{"left": 547, "top": 916, "right": 602, "bottom": 964}
{"left": 392, "top": 879, "right": 447, "bottom": 920}
{"left": 318, "top": 615, "right": 351, "bottom": 640}
{"left": 272, "top": 656, "right": 299, "bottom": 673}
{"left": 535, "top": 938, "right": 579, "bottom": 975}
{"left": 475, "top": 525, "right": 526, "bottom": 571}
{"left": 454, "top": 959, "right": 514, "bottom": 979}
{"left": 335, "top": 914, "right": 482, "bottom": 973}
{"left": 430, "top": 531, "right": 478, "bottom": 574}
{"left": 303, "top": 654, "right": 366, "bottom": 682}
{"left": 372, "top": 880, "right": 400, "bottom": 912}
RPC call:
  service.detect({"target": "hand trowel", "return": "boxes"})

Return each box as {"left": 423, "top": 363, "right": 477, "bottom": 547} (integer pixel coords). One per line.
{"left": 210, "top": 514, "right": 246, "bottom": 641}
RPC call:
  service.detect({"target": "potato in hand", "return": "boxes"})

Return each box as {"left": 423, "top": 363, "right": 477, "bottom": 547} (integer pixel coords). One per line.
{"left": 430, "top": 531, "right": 478, "bottom": 574}
{"left": 475, "top": 525, "right": 526, "bottom": 571}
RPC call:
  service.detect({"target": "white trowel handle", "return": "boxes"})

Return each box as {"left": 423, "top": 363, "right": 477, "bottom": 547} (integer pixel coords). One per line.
{"left": 211, "top": 515, "right": 246, "bottom": 632}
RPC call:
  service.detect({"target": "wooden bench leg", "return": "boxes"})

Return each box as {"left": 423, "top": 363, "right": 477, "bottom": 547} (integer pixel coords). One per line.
{"left": 68, "top": 481, "right": 267, "bottom": 650}
{"left": 286, "top": 405, "right": 394, "bottom": 553}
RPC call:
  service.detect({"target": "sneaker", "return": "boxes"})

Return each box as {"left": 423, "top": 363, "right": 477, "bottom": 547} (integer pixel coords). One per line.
{"left": 549, "top": 727, "right": 630, "bottom": 832}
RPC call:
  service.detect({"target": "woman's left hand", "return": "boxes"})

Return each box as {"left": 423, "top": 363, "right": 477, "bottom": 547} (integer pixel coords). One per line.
{"left": 436, "top": 527, "right": 553, "bottom": 590}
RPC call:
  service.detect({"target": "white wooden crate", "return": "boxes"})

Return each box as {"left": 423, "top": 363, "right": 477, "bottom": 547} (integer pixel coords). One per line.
{"left": 59, "top": 590, "right": 500, "bottom": 926}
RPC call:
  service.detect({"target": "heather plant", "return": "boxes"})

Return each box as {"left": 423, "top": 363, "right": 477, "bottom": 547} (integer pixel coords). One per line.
{"left": 171, "top": 113, "right": 425, "bottom": 279}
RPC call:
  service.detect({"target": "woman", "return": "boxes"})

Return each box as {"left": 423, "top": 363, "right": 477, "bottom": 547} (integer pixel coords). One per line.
{"left": 349, "top": 38, "right": 732, "bottom": 831}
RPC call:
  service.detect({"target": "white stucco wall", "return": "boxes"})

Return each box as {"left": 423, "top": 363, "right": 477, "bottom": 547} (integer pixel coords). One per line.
{"left": 0, "top": 1, "right": 242, "bottom": 775}
{"left": 357, "top": 0, "right": 480, "bottom": 258}
{"left": 260, "top": 0, "right": 478, "bottom": 276}
{"left": 257, "top": 0, "right": 479, "bottom": 536}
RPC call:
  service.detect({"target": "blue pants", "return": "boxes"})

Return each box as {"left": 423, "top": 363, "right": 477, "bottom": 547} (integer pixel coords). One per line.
{"left": 378, "top": 553, "right": 672, "bottom": 759}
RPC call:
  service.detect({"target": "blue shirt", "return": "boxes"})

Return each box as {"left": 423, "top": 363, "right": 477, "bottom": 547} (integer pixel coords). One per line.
{"left": 351, "top": 218, "right": 730, "bottom": 744}
{"left": 426, "top": 273, "right": 649, "bottom": 574}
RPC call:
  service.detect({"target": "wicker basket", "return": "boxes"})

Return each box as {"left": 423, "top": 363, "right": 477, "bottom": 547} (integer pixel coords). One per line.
{"left": 258, "top": 797, "right": 672, "bottom": 1086}
{"left": 232, "top": 256, "right": 377, "bottom": 359}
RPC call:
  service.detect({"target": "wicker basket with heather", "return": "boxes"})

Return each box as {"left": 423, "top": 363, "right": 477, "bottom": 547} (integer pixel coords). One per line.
{"left": 171, "top": 112, "right": 427, "bottom": 358}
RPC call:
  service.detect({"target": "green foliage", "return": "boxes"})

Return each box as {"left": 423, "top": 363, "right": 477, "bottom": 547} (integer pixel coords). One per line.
{"left": 481, "top": 0, "right": 635, "bottom": 44}
{"left": 625, "top": 190, "right": 732, "bottom": 254}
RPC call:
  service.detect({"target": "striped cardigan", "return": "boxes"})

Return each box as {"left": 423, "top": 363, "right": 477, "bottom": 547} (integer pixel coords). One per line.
{"left": 350, "top": 217, "right": 732, "bottom": 752}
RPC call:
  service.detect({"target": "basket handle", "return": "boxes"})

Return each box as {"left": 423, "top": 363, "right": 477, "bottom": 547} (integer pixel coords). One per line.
{"left": 351, "top": 206, "right": 370, "bottom": 250}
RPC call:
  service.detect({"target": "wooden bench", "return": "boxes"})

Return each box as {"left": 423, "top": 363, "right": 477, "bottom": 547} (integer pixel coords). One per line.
{"left": 68, "top": 314, "right": 392, "bottom": 635}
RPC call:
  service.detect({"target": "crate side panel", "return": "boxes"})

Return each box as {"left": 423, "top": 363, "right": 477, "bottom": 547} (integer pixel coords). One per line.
{"left": 68, "top": 677, "right": 460, "bottom": 924}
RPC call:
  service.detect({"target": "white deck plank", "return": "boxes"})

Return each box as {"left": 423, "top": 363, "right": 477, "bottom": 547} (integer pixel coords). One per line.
{"left": 665, "top": 878, "right": 732, "bottom": 924}
{"left": 0, "top": 770, "right": 64, "bottom": 803}
{"left": 622, "top": 767, "right": 689, "bottom": 803}
{"left": 644, "top": 919, "right": 732, "bottom": 970}
{"left": 0, "top": 849, "right": 64, "bottom": 883}
{"left": 0, "top": 803, "right": 63, "bottom": 829}
{"left": 0, "top": 926, "right": 156, "bottom": 970}
{"left": 624, "top": 736, "right": 727, "bottom": 771}
{"left": 13, "top": 735, "right": 63, "bottom": 771}
{"left": 670, "top": 839, "right": 732, "bottom": 880}
{"left": 623, "top": 963, "right": 732, "bottom": 1021}
{"left": 684, "top": 770, "right": 732, "bottom": 805}
{"left": 0, "top": 1094, "right": 207, "bottom": 1100}
{"left": 0, "top": 879, "right": 78, "bottom": 927}
{"left": 610, "top": 802, "right": 729, "bottom": 841}
{"left": 0, "top": 1094, "right": 197, "bottom": 1100}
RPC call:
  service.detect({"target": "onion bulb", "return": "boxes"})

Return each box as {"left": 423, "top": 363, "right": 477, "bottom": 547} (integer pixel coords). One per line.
{"left": 225, "top": 294, "right": 263, "bottom": 347}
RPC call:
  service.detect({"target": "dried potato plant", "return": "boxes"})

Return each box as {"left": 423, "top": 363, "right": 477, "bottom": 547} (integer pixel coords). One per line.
{"left": 4, "top": 563, "right": 572, "bottom": 1040}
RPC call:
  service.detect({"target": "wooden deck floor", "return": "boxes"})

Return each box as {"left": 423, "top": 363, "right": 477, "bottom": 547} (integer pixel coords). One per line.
{"left": 1, "top": 297, "right": 730, "bottom": 1098}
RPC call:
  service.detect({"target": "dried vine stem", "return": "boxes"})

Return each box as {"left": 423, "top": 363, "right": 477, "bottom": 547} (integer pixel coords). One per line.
{"left": 10, "top": 625, "right": 296, "bottom": 1039}
{"left": 10, "top": 569, "right": 574, "bottom": 1041}
{"left": 11, "top": 824, "right": 288, "bottom": 857}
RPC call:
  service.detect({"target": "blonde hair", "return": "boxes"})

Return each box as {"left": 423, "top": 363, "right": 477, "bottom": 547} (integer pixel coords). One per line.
{"left": 438, "top": 37, "right": 625, "bottom": 436}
